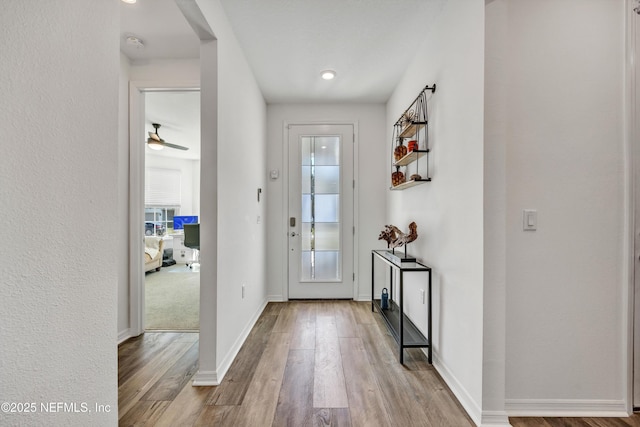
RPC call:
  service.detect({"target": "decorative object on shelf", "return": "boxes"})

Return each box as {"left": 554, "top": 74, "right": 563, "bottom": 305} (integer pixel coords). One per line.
{"left": 394, "top": 143, "right": 408, "bottom": 161}
{"left": 391, "top": 169, "right": 406, "bottom": 187}
{"left": 390, "top": 83, "right": 436, "bottom": 190}
{"left": 391, "top": 222, "right": 418, "bottom": 248}
{"left": 378, "top": 225, "right": 398, "bottom": 248}
{"left": 377, "top": 222, "right": 418, "bottom": 249}
{"left": 401, "top": 110, "right": 415, "bottom": 128}
{"left": 381, "top": 287, "right": 389, "bottom": 310}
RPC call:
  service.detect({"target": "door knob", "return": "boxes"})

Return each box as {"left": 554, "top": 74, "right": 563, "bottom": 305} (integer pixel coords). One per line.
{"left": 290, "top": 232, "right": 299, "bottom": 237}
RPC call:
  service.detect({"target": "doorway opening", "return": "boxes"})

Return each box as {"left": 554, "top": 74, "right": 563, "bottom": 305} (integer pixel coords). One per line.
{"left": 128, "top": 82, "right": 200, "bottom": 337}
{"left": 143, "top": 90, "right": 201, "bottom": 331}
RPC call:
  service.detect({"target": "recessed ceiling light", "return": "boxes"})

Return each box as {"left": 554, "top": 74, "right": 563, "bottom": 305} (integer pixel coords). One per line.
{"left": 122, "top": 0, "right": 137, "bottom": 4}
{"left": 126, "top": 36, "right": 145, "bottom": 49}
{"left": 321, "top": 70, "right": 336, "bottom": 80}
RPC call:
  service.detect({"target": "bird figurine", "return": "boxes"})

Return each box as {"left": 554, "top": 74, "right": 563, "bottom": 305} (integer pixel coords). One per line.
{"left": 378, "top": 222, "right": 418, "bottom": 248}
{"left": 390, "top": 222, "right": 418, "bottom": 248}
{"left": 378, "top": 225, "right": 399, "bottom": 248}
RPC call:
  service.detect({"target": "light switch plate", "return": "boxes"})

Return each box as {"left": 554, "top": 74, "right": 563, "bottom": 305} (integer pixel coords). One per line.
{"left": 523, "top": 209, "right": 537, "bottom": 231}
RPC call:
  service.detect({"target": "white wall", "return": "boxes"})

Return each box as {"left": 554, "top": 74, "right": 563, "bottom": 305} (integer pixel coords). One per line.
{"left": 129, "top": 58, "right": 200, "bottom": 81}
{"left": 483, "top": 0, "right": 508, "bottom": 423}
{"left": 193, "top": 159, "right": 201, "bottom": 215}
{"left": 386, "top": 0, "right": 486, "bottom": 423}
{"left": 118, "top": 53, "right": 132, "bottom": 338}
{"left": 195, "top": 0, "right": 268, "bottom": 382}
{"left": 266, "top": 104, "right": 387, "bottom": 301}
{"left": 0, "top": 2, "right": 119, "bottom": 425}
{"left": 494, "top": 0, "right": 627, "bottom": 415}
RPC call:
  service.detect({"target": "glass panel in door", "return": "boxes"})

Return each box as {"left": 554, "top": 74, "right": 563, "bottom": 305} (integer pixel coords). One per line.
{"left": 300, "top": 136, "right": 341, "bottom": 282}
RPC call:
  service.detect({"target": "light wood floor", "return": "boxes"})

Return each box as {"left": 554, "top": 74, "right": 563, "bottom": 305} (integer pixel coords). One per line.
{"left": 118, "top": 301, "right": 640, "bottom": 427}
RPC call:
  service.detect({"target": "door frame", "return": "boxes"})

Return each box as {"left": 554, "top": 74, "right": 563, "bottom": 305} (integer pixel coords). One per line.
{"left": 281, "top": 121, "right": 360, "bottom": 301}
{"left": 128, "top": 80, "right": 200, "bottom": 337}
{"left": 628, "top": 0, "right": 638, "bottom": 413}
{"left": 623, "top": 0, "right": 640, "bottom": 414}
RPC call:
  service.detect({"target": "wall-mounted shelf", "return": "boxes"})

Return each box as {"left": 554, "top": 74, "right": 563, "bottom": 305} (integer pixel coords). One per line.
{"left": 390, "top": 84, "right": 436, "bottom": 190}
{"left": 398, "top": 122, "right": 427, "bottom": 139}
{"left": 390, "top": 178, "right": 432, "bottom": 191}
{"left": 393, "top": 149, "right": 429, "bottom": 167}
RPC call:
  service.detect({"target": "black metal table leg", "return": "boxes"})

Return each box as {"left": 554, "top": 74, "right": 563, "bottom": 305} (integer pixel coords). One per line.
{"left": 399, "top": 270, "right": 404, "bottom": 364}
{"left": 371, "top": 252, "right": 375, "bottom": 312}
{"left": 428, "top": 269, "right": 432, "bottom": 364}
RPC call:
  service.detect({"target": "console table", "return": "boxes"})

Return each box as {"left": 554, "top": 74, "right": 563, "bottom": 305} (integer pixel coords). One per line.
{"left": 371, "top": 250, "right": 432, "bottom": 364}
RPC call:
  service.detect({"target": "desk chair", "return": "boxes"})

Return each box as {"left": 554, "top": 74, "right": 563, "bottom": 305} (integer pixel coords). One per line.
{"left": 183, "top": 223, "right": 200, "bottom": 271}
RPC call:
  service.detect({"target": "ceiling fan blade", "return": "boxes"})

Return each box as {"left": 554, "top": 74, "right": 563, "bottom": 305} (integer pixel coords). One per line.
{"left": 146, "top": 124, "right": 188, "bottom": 150}
{"left": 162, "top": 141, "right": 189, "bottom": 151}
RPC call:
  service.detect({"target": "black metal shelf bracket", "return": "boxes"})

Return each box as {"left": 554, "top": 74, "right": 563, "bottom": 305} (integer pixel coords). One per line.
{"left": 393, "top": 84, "right": 436, "bottom": 128}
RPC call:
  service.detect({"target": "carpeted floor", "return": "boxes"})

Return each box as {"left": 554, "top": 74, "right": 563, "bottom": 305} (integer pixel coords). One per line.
{"left": 145, "top": 264, "right": 199, "bottom": 330}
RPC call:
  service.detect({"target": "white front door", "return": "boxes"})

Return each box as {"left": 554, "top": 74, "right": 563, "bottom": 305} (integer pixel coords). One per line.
{"left": 288, "top": 124, "right": 354, "bottom": 299}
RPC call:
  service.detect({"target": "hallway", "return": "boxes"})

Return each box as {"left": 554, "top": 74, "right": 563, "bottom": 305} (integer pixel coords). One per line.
{"left": 118, "top": 300, "right": 473, "bottom": 426}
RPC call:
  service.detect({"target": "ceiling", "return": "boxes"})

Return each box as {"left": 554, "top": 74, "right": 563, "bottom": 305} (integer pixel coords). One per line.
{"left": 120, "top": 0, "right": 445, "bottom": 156}
{"left": 120, "top": 0, "right": 199, "bottom": 61}
{"left": 218, "top": 0, "right": 445, "bottom": 103}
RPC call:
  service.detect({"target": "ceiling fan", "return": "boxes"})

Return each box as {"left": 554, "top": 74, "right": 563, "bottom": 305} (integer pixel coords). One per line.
{"left": 146, "top": 123, "right": 189, "bottom": 151}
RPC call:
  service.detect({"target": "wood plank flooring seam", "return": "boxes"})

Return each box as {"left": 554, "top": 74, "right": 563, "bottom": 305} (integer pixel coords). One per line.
{"left": 339, "top": 336, "right": 394, "bottom": 427}
{"left": 313, "top": 314, "right": 349, "bottom": 409}
{"left": 118, "top": 340, "right": 194, "bottom": 420}
{"left": 236, "top": 332, "right": 292, "bottom": 427}
{"left": 356, "top": 323, "right": 436, "bottom": 427}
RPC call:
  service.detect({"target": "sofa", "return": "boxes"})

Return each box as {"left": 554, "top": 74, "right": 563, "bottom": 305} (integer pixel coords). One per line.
{"left": 145, "top": 236, "right": 164, "bottom": 272}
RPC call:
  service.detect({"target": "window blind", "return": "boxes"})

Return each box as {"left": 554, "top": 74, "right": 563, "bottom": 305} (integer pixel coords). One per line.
{"left": 145, "top": 168, "right": 181, "bottom": 206}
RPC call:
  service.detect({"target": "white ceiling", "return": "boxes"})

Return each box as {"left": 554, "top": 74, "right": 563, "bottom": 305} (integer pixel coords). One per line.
{"left": 120, "top": 0, "right": 445, "bottom": 156}
{"left": 218, "top": 0, "right": 445, "bottom": 103}
{"left": 120, "top": 0, "right": 199, "bottom": 62}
